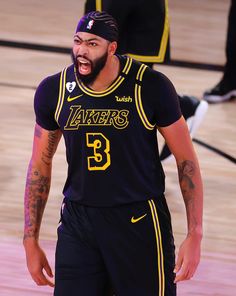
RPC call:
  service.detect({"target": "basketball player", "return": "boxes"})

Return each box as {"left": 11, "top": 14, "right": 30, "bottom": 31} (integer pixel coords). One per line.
{"left": 85, "top": 0, "right": 208, "bottom": 162}
{"left": 203, "top": 0, "right": 236, "bottom": 103}
{"left": 23, "top": 11, "right": 203, "bottom": 296}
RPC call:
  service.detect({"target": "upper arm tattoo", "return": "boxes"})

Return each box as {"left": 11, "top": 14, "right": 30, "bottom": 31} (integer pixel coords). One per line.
{"left": 42, "top": 130, "right": 60, "bottom": 165}
{"left": 35, "top": 125, "right": 61, "bottom": 166}
{"left": 35, "top": 124, "right": 42, "bottom": 138}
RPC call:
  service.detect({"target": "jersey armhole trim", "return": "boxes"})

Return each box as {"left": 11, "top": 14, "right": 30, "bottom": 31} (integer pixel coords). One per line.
{"left": 54, "top": 67, "right": 67, "bottom": 125}
{"left": 135, "top": 64, "right": 155, "bottom": 130}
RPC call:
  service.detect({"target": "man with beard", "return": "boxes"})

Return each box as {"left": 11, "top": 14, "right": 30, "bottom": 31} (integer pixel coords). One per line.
{"left": 23, "top": 11, "right": 203, "bottom": 296}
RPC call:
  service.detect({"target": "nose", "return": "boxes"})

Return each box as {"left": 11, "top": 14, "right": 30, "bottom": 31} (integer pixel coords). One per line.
{"left": 77, "top": 42, "right": 89, "bottom": 56}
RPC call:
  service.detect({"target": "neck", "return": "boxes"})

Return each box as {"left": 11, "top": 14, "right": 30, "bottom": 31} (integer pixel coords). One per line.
{"left": 88, "top": 55, "right": 120, "bottom": 91}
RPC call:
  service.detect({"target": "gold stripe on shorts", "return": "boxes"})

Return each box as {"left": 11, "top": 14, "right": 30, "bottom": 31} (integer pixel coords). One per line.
{"left": 148, "top": 199, "right": 165, "bottom": 296}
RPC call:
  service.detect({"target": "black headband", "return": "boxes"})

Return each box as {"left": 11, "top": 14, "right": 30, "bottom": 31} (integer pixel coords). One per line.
{"left": 76, "top": 11, "right": 118, "bottom": 42}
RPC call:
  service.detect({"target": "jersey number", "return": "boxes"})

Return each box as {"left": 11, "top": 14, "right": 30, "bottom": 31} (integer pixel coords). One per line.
{"left": 86, "top": 133, "right": 111, "bottom": 171}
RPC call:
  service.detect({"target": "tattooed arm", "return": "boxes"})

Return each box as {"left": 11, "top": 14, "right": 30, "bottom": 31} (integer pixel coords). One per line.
{"left": 158, "top": 116, "right": 203, "bottom": 283}
{"left": 23, "top": 123, "right": 62, "bottom": 287}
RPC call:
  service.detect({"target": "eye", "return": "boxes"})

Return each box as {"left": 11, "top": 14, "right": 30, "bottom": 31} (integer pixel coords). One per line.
{"left": 88, "top": 42, "right": 98, "bottom": 47}
{"left": 74, "top": 38, "right": 82, "bottom": 45}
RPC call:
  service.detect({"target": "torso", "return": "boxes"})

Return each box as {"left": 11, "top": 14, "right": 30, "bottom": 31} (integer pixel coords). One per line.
{"left": 35, "top": 55, "right": 181, "bottom": 206}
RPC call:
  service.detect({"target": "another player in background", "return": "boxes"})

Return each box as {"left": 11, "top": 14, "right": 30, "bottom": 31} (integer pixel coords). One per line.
{"left": 203, "top": 0, "right": 236, "bottom": 103}
{"left": 85, "top": 0, "right": 208, "bottom": 162}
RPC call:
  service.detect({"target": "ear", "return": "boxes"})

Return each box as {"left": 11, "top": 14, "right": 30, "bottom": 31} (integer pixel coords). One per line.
{"left": 108, "top": 41, "right": 117, "bottom": 56}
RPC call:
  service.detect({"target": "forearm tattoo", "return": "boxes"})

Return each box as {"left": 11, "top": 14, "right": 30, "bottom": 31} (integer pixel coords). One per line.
{"left": 24, "top": 167, "right": 50, "bottom": 240}
{"left": 24, "top": 126, "right": 60, "bottom": 240}
{"left": 178, "top": 160, "right": 195, "bottom": 198}
{"left": 177, "top": 160, "right": 198, "bottom": 234}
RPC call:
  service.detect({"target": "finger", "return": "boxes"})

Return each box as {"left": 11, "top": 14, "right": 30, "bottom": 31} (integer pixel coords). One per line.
{"left": 174, "top": 262, "right": 189, "bottom": 283}
{"left": 179, "top": 260, "right": 198, "bottom": 282}
{"left": 44, "top": 261, "right": 53, "bottom": 278}
{"left": 45, "top": 277, "right": 55, "bottom": 287}
{"left": 175, "top": 266, "right": 196, "bottom": 283}
{"left": 32, "top": 271, "right": 54, "bottom": 287}
{"left": 173, "top": 264, "right": 180, "bottom": 274}
{"left": 175, "top": 271, "right": 188, "bottom": 283}
{"left": 185, "top": 266, "right": 196, "bottom": 281}
{"left": 35, "top": 276, "right": 54, "bottom": 287}
{"left": 33, "top": 274, "right": 48, "bottom": 286}
{"left": 39, "top": 271, "right": 55, "bottom": 287}
{"left": 174, "top": 254, "right": 183, "bottom": 273}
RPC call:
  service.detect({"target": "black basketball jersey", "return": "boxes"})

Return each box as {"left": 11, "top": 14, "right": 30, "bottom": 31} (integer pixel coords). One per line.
{"left": 34, "top": 55, "right": 181, "bottom": 206}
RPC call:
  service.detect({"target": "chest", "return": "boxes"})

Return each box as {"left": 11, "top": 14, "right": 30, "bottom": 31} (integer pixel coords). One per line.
{"left": 57, "top": 81, "right": 139, "bottom": 132}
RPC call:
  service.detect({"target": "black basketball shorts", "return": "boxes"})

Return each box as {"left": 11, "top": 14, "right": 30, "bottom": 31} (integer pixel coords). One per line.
{"left": 54, "top": 197, "right": 176, "bottom": 296}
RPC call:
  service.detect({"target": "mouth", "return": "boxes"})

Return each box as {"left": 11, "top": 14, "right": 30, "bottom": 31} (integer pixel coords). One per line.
{"left": 77, "top": 57, "right": 91, "bottom": 75}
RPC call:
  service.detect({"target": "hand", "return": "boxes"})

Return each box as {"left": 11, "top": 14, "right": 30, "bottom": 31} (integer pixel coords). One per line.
{"left": 24, "top": 239, "right": 54, "bottom": 287}
{"left": 174, "top": 234, "right": 201, "bottom": 283}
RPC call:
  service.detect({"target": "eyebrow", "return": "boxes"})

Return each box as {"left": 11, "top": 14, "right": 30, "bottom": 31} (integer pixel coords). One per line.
{"left": 73, "top": 35, "right": 101, "bottom": 42}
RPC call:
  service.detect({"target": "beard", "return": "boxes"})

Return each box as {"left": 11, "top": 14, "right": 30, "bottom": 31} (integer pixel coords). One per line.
{"left": 71, "top": 50, "right": 108, "bottom": 86}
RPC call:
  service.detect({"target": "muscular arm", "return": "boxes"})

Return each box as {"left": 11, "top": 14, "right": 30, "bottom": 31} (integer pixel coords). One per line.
{"left": 158, "top": 116, "right": 203, "bottom": 282}
{"left": 177, "top": 159, "right": 202, "bottom": 237}
{"left": 24, "top": 124, "right": 62, "bottom": 241}
{"left": 23, "top": 123, "right": 62, "bottom": 286}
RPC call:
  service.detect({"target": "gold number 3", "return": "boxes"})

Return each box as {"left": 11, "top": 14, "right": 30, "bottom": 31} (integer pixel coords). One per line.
{"left": 86, "top": 133, "right": 111, "bottom": 171}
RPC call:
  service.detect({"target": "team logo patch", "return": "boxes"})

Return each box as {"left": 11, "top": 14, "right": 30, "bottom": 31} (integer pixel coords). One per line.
{"left": 66, "top": 82, "right": 76, "bottom": 93}
{"left": 87, "top": 20, "right": 94, "bottom": 30}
